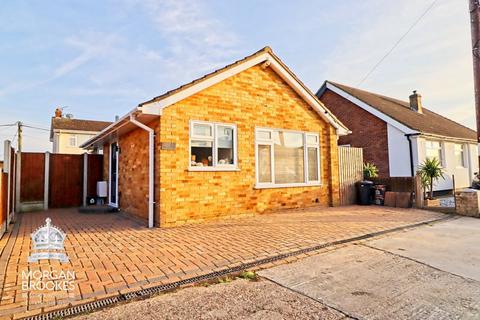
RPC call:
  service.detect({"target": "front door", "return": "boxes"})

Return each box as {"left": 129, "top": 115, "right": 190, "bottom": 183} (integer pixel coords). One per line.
{"left": 109, "top": 142, "right": 118, "bottom": 207}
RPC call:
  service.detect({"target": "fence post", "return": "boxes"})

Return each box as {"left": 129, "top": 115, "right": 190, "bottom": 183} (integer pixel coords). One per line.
{"left": 83, "top": 153, "right": 88, "bottom": 207}
{"left": 414, "top": 172, "right": 424, "bottom": 209}
{"left": 44, "top": 152, "right": 50, "bottom": 210}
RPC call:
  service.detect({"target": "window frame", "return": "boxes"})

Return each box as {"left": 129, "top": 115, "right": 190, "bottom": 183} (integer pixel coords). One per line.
{"left": 189, "top": 120, "right": 238, "bottom": 171}
{"left": 425, "top": 140, "right": 444, "bottom": 167}
{"left": 454, "top": 143, "right": 466, "bottom": 168}
{"left": 255, "top": 127, "right": 321, "bottom": 189}
{"left": 68, "top": 134, "right": 77, "bottom": 147}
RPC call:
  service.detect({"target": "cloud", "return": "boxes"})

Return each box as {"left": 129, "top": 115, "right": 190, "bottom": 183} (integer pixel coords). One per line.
{"left": 134, "top": 0, "right": 241, "bottom": 80}
{"left": 314, "top": 0, "right": 476, "bottom": 129}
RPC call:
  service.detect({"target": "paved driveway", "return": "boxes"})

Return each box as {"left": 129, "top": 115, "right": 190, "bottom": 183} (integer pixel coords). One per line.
{"left": 260, "top": 216, "right": 480, "bottom": 320}
{"left": 0, "top": 206, "right": 443, "bottom": 319}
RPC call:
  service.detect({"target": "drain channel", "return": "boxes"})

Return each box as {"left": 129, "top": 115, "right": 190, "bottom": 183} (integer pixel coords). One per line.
{"left": 22, "top": 215, "right": 451, "bottom": 320}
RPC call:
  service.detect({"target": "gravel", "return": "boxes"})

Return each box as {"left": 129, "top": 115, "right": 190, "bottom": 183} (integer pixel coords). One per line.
{"left": 73, "top": 279, "right": 348, "bottom": 320}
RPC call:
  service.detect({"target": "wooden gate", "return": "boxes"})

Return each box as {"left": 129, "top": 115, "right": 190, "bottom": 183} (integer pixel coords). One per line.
{"left": 49, "top": 154, "right": 84, "bottom": 208}
{"left": 338, "top": 146, "right": 363, "bottom": 205}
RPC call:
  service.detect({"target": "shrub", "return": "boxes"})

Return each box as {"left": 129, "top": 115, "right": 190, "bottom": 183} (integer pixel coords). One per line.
{"left": 419, "top": 158, "right": 445, "bottom": 200}
{"left": 363, "top": 162, "right": 379, "bottom": 180}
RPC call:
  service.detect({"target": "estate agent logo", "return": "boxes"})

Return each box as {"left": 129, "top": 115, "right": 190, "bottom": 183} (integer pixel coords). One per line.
{"left": 28, "top": 218, "right": 69, "bottom": 263}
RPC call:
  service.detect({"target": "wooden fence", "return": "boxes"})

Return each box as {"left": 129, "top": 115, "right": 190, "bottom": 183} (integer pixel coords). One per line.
{"left": 338, "top": 146, "right": 363, "bottom": 205}
{"left": 0, "top": 172, "right": 7, "bottom": 236}
{"left": 370, "top": 177, "right": 415, "bottom": 193}
{"left": 17, "top": 152, "right": 103, "bottom": 210}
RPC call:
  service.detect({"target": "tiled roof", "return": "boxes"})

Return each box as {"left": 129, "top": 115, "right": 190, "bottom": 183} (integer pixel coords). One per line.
{"left": 51, "top": 118, "right": 112, "bottom": 132}
{"left": 323, "top": 81, "right": 477, "bottom": 141}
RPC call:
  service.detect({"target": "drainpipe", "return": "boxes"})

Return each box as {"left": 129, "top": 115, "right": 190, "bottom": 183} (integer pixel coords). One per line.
{"left": 130, "top": 114, "right": 155, "bottom": 228}
{"left": 406, "top": 134, "right": 415, "bottom": 177}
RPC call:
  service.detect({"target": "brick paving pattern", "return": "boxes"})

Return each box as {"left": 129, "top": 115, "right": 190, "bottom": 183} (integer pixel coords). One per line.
{"left": 0, "top": 206, "right": 444, "bottom": 319}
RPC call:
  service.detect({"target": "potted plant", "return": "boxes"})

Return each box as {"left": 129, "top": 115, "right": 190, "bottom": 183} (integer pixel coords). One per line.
{"left": 363, "top": 162, "right": 379, "bottom": 181}
{"left": 419, "top": 157, "right": 445, "bottom": 206}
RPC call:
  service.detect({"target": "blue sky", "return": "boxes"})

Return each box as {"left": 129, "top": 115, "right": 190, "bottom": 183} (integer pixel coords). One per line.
{"left": 0, "top": 0, "right": 474, "bottom": 157}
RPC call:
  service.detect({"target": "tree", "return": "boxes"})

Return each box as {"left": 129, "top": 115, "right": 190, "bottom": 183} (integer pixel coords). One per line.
{"left": 419, "top": 158, "right": 445, "bottom": 200}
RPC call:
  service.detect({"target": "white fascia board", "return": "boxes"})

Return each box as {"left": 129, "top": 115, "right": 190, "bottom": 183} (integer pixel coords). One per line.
{"left": 138, "top": 104, "right": 162, "bottom": 115}
{"left": 146, "top": 53, "right": 269, "bottom": 110}
{"left": 268, "top": 59, "right": 349, "bottom": 136}
{"left": 326, "top": 83, "right": 418, "bottom": 135}
{"left": 141, "top": 52, "right": 348, "bottom": 135}
{"left": 80, "top": 107, "right": 139, "bottom": 148}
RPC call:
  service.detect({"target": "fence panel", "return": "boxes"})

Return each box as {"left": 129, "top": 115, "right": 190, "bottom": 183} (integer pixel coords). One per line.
{"left": 49, "top": 154, "right": 83, "bottom": 208}
{"left": 20, "top": 153, "right": 45, "bottom": 202}
{"left": 9, "top": 147, "right": 15, "bottom": 216}
{"left": 338, "top": 146, "right": 363, "bottom": 205}
{"left": 371, "top": 177, "right": 415, "bottom": 193}
{"left": 0, "top": 172, "right": 7, "bottom": 235}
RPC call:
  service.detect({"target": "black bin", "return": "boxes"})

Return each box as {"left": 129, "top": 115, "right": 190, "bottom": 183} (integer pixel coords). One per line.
{"left": 356, "top": 181, "right": 373, "bottom": 205}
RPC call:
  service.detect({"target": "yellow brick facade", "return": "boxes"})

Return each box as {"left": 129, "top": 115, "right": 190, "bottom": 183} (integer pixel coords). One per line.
{"left": 103, "top": 64, "right": 340, "bottom": 226}
{"left": 158, "top": 65, "right": 340, "bottom": 227}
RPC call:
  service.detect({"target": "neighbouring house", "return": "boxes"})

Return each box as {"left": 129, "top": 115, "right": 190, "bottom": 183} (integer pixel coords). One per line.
{"left": 50, "top": 108, "right": 112, "bottom": 154}
{"left": 317, "top": 81, "right": 479, "bottom": 191}
{"left": 81, "top": 47, "right": 349, "bottom": 228}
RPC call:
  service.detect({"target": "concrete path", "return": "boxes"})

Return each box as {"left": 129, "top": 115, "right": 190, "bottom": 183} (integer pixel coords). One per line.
{"left": 259, "top": 217, "right": 480, "bottom": 320}
{"left": 369, "top": 216, "right": 480, "bottom": 282}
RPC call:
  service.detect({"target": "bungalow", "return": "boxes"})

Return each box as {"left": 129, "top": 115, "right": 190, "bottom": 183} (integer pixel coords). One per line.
{"left": 81, "top": 47, "right": 349, "bottom": 228}
{"left": 317, "top": 81, "right": 479, "bottom": 191}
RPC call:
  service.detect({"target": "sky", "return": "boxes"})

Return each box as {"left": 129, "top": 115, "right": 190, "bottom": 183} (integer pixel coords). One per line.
{"left": 0, "top": 0, "right": 475, "bottom": 158}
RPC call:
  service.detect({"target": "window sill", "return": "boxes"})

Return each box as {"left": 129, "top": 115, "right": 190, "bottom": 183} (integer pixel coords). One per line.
{"left": 188, "top": 167, "right": 240, "bottom": 172}
{"left": 254, "top": 182, "right": 322, "bottom": 189}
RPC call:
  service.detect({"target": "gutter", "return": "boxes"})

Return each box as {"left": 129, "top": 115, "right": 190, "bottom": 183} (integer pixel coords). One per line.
{"left": 129, "top": 114, "right": 155, "bottom": 228}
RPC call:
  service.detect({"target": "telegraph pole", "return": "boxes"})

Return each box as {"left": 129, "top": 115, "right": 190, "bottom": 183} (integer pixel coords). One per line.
{"left": 469, "top": 0, "right": 480, "bottom": 142}
{"left": 17, "top": 121, "right": 22, "bottom": 152}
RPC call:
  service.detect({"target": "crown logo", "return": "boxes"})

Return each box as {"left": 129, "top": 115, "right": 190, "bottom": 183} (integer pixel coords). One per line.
{"left": 28, "top": 218, "right": 69, "bottom": 263}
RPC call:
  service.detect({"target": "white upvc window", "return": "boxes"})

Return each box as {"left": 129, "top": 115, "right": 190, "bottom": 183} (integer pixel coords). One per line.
{"left": 68, "top": 134, "right": 77, "bottom": 147}
{"left": 255, "top": 128, "right": 321, "bottom": 188}
{"left": 454, "top": 143, "right": 466, "bottom": 167}
{"left": 425, "top": 140, "right": 443, "bottom": 165}
{"left": 189, "top": 120, "right": 237, "bottom": 171}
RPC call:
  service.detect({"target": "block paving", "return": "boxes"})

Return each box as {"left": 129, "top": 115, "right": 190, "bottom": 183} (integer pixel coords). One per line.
{"left": 0, "top": 206, "right": 444, "bottom": 319}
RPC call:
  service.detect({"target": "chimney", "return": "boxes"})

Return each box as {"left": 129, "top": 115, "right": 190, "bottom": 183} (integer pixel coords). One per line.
{"left": 54, "top": 108, "right": 63, "bottom": 118}
{"left": 409, "top": 90, "right": 423, "bottom": 114}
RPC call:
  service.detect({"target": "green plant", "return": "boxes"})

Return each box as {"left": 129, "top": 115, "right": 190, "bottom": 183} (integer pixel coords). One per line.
{"left": 239, "top": 270, "right": 257, "bottom": 280}
{"left": 419, "top": 158, "right": 445, "bottom": 200}
{"left": 363, "top": 162, "right": 379, "bottom": 180}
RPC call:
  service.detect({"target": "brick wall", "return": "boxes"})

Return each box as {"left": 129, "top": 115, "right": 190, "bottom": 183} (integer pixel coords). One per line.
{"left": 158, "top": 65, "right": 340, "bottom": 227}
{"left": 319, "top": 89, "right": 390, "bottom": 177}
{"left": 102, "top": 121, "right": 160, "bottom": 222}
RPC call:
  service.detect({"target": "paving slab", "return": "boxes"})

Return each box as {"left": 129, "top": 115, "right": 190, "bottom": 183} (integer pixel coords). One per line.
{"left": 259, "top": 244, "right": 480, "bottom": 320}
{"left": 369, "top": 217, "right": 480, "bottom": 281}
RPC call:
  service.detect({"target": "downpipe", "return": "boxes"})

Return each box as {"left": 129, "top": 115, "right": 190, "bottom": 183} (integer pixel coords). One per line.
{"left": 130, "top": 114, "right": 155, "bottom": 228}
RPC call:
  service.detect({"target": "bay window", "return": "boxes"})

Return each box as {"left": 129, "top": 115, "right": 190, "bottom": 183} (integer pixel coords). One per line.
{"left": 255, "top": 128, "right": 320, "bottom": 187}
{"left": 190, "top": 121, "right": 237, "bottom": 170}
